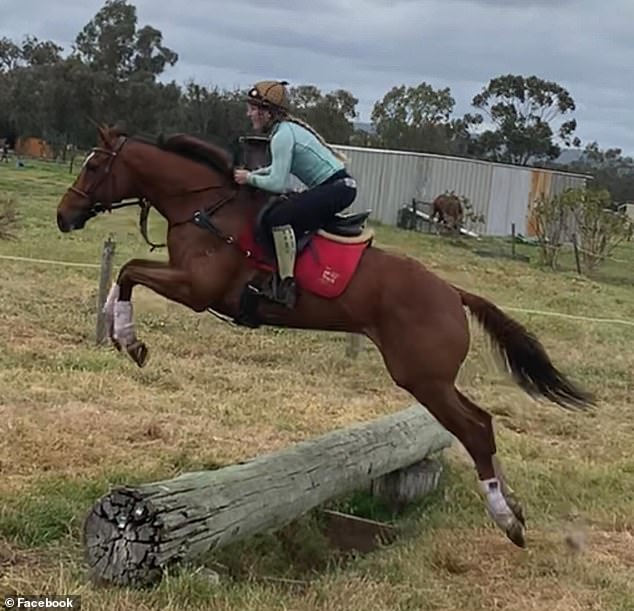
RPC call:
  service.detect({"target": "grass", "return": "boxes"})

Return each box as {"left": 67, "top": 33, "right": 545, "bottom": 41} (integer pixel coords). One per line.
{"left": 1, "top": 159, "right": 633, "bottom": 610}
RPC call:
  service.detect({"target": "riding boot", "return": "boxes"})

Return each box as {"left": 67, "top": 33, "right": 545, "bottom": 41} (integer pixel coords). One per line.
{"left": 264, "top": 224, "right": 297, "bottom": 308}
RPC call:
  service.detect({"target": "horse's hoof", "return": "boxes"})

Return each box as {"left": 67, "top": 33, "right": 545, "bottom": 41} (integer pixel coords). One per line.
{"left": 127, "top": 340, "right": 149, "bottom": 367}
{"left": 506, "top": 519, "right": 527, "bottom": 548}
{"left": 506, "top": 496, "right": 526, "bottom": 527}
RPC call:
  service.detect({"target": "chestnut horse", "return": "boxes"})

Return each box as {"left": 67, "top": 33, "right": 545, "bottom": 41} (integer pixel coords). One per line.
{"left": 56, "top": 124, "right": 594, "bottom": 549}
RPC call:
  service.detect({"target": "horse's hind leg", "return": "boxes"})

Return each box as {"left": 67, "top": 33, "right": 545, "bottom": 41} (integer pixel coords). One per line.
{"left": 371, "top": 311, "right": 526, "bottom": 547}
{"left": 456, "top": 389, "right": 526, "bottom": 528}
{"left": 414, "top": 382, "right": 526, "bottom": 547}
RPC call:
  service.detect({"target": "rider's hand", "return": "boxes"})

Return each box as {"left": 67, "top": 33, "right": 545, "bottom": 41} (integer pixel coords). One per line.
{"left": 233, "top": 169, "right": 250, "bottom": 185}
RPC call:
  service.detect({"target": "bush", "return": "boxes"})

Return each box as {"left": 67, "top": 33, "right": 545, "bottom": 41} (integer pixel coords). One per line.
{"left": 0, "top": 193, "right": 19, "bottom": 240}
{"left": 532, "top": 187, "right": 633, "bottom": 271}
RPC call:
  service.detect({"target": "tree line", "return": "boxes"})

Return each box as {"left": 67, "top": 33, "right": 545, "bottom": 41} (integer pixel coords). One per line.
{"left": 1, "top": 0, "right": 633, "bottom": 202}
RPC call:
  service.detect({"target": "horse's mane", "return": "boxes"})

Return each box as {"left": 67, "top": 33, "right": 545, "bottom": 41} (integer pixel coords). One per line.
{"left": 156, "top": 133, "right": 234, "bottom": 177}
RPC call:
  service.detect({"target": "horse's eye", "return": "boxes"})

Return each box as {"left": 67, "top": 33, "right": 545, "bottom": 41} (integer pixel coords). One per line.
{"left": 86, "top": 161, "right": 98, "bottom": 171}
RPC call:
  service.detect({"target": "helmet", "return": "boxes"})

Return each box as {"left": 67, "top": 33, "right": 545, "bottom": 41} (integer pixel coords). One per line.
{"left": 246, "top": 80, "right": 290, "bottom": 111}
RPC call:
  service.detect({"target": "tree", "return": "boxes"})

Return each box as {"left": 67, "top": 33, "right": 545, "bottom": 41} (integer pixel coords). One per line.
{"left": 20, "top": 35, "right": 63, "bottom": 66}
{"left": 565, "top": 142, "right": 634, "bottom": 205}
{"left": 178, "top": 83, "right": 250, "bottom": 149}
{"left": 73, "top": 0, "right": 177, "bottom": 81}
{"left": 470, "top": 74, "right": 580, "bottom": 165}
{"left": 0, "top": 37, "right": 22, "bottom": 72}
{"left": 370, "top": 82, "right": 465, "bottom": 154}
{"left": 288, "top": 85, "right": 358, "bottom": 144}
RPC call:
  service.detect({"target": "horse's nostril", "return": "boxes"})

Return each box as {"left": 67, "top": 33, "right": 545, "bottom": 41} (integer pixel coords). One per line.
{"left": 57, "top": 211, "right": 70, "bottom": 232}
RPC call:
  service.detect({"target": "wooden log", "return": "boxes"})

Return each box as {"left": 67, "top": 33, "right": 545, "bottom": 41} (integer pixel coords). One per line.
{"left": 371, "top": 457, "right": 444, "bottom": 513}
{"left": 83, "top": 403, "right": 453, "bottom": 587}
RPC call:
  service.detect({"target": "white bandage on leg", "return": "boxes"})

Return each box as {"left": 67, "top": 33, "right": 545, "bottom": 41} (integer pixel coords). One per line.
{"left": 103, "top": 283, "right": 120, "bottom": 317}
{"left": 480, "top": 477, "right": 513, "bottom": 521}
{"left": 113, "top": 300, "right": 135, "bottom": 345}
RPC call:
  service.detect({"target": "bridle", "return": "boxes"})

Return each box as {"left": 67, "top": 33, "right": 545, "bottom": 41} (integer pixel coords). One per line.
{"left": 66, "top": 136, "right": 134, "bottom": 216}
{"left": 65, "top": 134, "right": 251, "bottom": 255}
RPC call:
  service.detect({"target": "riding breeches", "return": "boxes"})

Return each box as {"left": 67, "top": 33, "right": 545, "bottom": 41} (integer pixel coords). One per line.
{"left": 264, "top": 169, "right": 357, "bottom": 234}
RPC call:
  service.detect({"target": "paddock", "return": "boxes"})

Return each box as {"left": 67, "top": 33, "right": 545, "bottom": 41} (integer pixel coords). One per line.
{"left": 1, "top": 160, "right": 632, "bottom": 610}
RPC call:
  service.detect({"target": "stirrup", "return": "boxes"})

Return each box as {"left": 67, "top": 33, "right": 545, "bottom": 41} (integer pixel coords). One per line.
{"left": 261, "top": 275, "right": 297, "bottom": 309}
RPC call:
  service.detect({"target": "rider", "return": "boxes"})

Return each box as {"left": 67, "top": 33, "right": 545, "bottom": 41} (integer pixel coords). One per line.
{"left": 233, "top": 80, "right": 358, "bottom": 308}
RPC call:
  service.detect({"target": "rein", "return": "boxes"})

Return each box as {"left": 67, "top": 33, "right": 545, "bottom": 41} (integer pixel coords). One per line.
{"left": 68, "top": 135, "right": 253, "bottom": 256}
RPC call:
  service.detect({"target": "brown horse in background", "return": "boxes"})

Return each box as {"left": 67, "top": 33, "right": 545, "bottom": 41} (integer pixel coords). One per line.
{"left": 55, "top": 124, "right": 594, "bottom": 549}
{"left": 432, "top": 193, "right": 464, "bottom": 233}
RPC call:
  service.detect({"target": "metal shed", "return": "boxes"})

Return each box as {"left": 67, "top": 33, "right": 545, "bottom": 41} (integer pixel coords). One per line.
{"left": 330, "top": 144, "right": 590, "bottom": 237}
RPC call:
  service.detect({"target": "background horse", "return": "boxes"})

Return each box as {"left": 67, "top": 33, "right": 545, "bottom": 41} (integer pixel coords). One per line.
{"left": 432, "top": 193, "right": 464, "bottom": 233}
{"left": 55, "top": 124, "right": 594, "bottom": 549}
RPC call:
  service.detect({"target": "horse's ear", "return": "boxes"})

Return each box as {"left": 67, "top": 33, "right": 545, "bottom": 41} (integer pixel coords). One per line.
{"left": 113, "top": 120, "right": 128, "bottom": 136}
{"left": 97, "top": 125, "right": 108, "bottom": 145}
{"left": 85, "top": 115, "right": 101, "bottom": 129}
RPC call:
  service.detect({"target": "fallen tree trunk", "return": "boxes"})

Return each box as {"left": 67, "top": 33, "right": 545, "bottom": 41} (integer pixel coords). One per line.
{"left": 83, "top": 403, "right": 453, "bottom": 587}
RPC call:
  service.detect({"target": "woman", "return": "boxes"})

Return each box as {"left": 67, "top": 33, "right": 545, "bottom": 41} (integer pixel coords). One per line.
{"left": 233, "top": 80, "right": 358, "bottom": 308}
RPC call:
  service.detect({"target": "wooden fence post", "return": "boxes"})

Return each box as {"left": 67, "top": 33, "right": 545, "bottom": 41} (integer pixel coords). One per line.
{"left": 346, "top": 334, "right": 362, "bottom": 358}
{"left": 572, "top": 233, "right": 582, "bottom": 274}
{"left": 96, "top": 236, "right": 116, "bottom": 345}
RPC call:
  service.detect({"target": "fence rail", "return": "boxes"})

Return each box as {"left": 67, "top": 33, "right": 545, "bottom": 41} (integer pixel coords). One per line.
{"left": 1, "top": 241, "right": 632, "bottom": 358}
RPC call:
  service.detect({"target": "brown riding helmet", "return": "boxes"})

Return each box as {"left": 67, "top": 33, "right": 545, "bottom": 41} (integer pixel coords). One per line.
{"left": 246, "top": 80, "right": 290, "bottom": 111}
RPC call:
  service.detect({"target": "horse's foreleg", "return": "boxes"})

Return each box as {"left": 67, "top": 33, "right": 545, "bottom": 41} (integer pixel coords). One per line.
{"left": 104, "top": 259, "right": 208, "bottom": 367}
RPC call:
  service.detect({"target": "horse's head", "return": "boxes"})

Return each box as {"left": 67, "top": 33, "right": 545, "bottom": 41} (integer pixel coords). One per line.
{"left": 57, "top": 123, "right": 138, "bottom": 232}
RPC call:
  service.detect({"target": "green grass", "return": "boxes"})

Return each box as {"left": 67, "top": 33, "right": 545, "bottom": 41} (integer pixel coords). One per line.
{"left": 1, "top": 160, "right": 633, "bottom": 610}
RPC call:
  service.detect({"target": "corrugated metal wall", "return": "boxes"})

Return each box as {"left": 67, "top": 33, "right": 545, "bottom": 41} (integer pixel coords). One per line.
{"left": 486, "top": 166, "right": 533, "bottom": 235}
{"left": 332, "top": 145, "right": 588, "bottom": 236}
{"left": 330, "top": 147, "right": 428, "bottom": 223}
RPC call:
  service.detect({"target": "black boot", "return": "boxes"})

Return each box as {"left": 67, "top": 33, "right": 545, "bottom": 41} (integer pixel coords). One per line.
{"left": 262, "top": 274, "right": 297, "bottom": 308}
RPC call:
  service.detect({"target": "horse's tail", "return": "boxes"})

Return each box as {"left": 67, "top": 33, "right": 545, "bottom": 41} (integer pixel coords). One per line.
{"left": 453, "top": 285, "right": 595, "bottom": 410}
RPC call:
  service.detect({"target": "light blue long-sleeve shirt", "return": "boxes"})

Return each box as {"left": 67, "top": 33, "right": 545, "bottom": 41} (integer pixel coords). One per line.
{"left": 246, "top": 121, "right": 345, "bottom": 193}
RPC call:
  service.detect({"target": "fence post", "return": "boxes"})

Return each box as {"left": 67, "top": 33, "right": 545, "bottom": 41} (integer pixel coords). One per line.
{"left": 511, "top": 223, "right": 516, "bottom": 259}
{"left": 572, "top": 233, "right": 582, "bottom": 274}
{"left": 96, "top": 236, "right": 116, "bottom": 345}
{"left": 346, "top": 334, "right": 362, "bottom": 359}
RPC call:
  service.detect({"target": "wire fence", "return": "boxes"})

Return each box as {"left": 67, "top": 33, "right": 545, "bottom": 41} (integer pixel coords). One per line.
{"left": 460, "top": 231, "right": 634, "bottom": 289}
{"left": 1, "top": 239, "right": 632, "bottom": 360}
{"left": 0, "top": 239, "right": 116, "bottom": 344}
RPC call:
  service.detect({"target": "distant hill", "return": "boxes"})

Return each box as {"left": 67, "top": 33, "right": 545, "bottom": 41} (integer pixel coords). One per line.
{"left": 353, "top": 121, "right": 375, "bottom": 134}
{"left": 554, "top": 148, "right": 585, "bottom": 165}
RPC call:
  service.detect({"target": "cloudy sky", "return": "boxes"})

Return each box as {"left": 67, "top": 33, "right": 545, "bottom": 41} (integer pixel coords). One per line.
{"left": 2, "top": 0, "right": 633, "bottom": 155}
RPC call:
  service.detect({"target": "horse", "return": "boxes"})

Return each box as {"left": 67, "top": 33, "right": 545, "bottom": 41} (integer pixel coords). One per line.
{"left": 432, "top": 193, "right": 464, "bottom": 234}
{"left": 55, "top": 123, "right": 595, "bottom": 549}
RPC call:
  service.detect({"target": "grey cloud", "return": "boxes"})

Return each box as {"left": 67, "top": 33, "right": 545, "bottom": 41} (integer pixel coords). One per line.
{"left": 0, "top": 0, "right": 633, "bottom": 153}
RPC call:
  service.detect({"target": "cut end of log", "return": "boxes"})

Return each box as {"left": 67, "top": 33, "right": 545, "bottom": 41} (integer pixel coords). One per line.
{"left": 83, "top": 488, "right": 170, "bottom": 587}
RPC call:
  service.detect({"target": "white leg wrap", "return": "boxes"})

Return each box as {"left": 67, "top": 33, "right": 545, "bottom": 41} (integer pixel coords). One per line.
{"left": 103, "top": 283, "right": 119, "bottom": 318}
{"left": 114, "top": 300, "right": 135, "bottom": 345}
{"left": 480, "top": 478, "right": 514, "bottom": 524}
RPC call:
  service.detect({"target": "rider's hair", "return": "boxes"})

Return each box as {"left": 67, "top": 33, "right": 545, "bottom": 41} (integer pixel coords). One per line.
{"left": 286, "top": 114, "right": 348, "bottom": 163}
{"left": 266, "top": 107, "right": 347, "bottom": 164}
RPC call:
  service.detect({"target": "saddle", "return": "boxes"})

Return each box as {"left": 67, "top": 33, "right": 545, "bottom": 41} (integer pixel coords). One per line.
{"left": 253, "top": 195, "right": 372, "bottom": 263}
